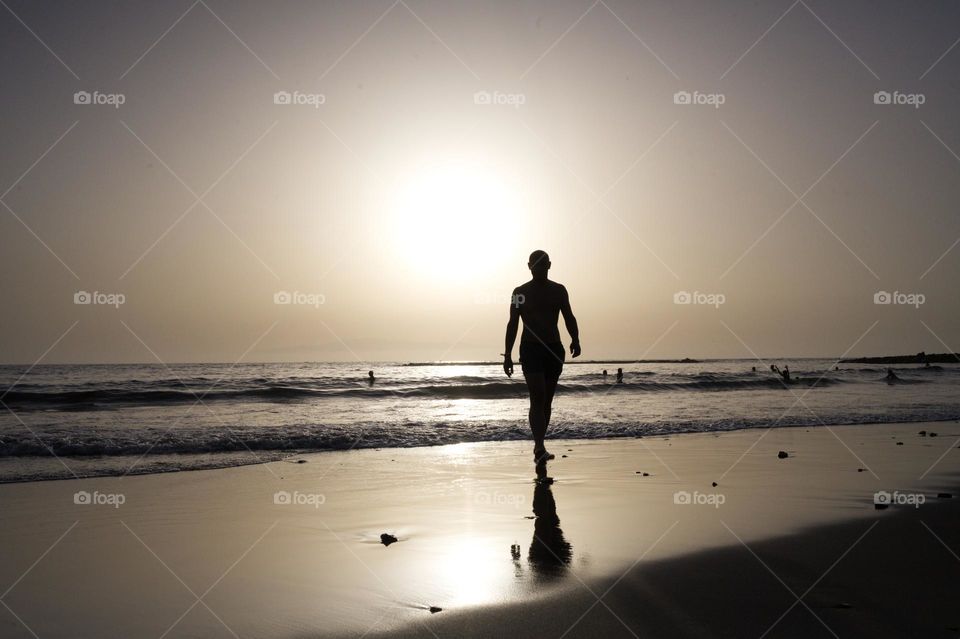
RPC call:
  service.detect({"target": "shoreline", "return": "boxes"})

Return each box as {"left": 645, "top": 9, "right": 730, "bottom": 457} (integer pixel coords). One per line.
{"left": 2, "top": 416, "right": 958, "bottom": 485}
{"left": 1, "top": 421, "right": 957, "bottom": 637}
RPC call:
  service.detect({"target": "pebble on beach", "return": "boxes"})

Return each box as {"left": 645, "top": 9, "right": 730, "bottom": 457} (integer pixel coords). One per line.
{"left": 380, "top": 533, "right": 398, "bottom": 546}
{"left": 429, "top": 606, "right": 442, "bottom": 614}
{"left": 777, "top": 451, "right": 789, "bottom": 459}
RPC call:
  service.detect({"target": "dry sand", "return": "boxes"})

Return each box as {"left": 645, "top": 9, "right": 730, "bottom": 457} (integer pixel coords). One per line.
{"left": 1, "top": 421, "right": 958, "bottom": 638}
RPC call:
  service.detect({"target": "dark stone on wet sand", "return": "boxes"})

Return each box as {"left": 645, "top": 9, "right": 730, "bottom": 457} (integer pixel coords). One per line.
{"left": 896, "top": 442, "right": 904, "bottom": 445}
{"left": 429, "top": 606, "right": 442, "bottom": 614}
{"left": 380, "top": 533, "right": 398, "bottom": 546}
{"left": 875, "top": 503, "right": 889, "bottom": 510}
{"left": 777, "top": 451, "right": 789, "bottom": 459}
{"left": 712, "top": 482, "right": 718, "bottom": 487}
{"left": 937, "top": 493, "right": 952, "bottom": 499}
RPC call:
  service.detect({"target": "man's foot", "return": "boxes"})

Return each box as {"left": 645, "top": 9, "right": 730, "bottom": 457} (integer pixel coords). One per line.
{"left": 534, "top": 447, "right": 555, "bottom": 462}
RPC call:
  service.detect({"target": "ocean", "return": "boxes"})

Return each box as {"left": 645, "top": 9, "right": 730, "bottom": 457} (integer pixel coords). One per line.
{"left": 1, "top": 359, "right": 957, "bottom": 481}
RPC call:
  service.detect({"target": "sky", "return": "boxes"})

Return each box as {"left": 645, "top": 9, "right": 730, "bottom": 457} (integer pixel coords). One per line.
{"left": 1, "top": 0, "right": 959, "bottom": 364}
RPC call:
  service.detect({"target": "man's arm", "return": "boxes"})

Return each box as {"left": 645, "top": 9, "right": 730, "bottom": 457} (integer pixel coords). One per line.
{"left": 503, "top": 289, "right": 521, "bottom": 376}
{"left": 560, "top": 286, "right": 581, "bottom": 358}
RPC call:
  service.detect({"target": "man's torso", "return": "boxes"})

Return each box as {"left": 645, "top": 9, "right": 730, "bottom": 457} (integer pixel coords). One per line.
{"left": 515, "top": 279, "right": 564, "bottom": 345}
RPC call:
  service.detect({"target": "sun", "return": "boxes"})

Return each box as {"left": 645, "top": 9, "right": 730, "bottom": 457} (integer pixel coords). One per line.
{"left": 388, "top": 160, "right": 524, "bottom": 280}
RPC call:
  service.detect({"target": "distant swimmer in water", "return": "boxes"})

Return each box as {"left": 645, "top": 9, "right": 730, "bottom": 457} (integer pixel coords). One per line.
{"left": 751, "top": 366, "right": 756, "bottom": 372}
{"left": 616, "top": 368, "right": 624, "bottom": 384}
{"left": 602, "top": 369, "right": 608, "bottom": 378}
{"left": 885, "top": 367, "right": 899, "bottom": 382}
{"left": 368, "top": 370, "right": 375, "bottom": 385}
{"left": 771, "top": 364, "right": 790, "bottom": 383}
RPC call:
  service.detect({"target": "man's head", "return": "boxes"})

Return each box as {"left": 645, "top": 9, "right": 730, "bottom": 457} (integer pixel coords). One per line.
{"left": 528, "top": 250, "right": 550, "bottom": 280}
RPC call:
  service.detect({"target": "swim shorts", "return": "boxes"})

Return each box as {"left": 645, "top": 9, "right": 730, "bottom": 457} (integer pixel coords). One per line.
{"left": 519, "top": 341, "right": 565, "bottom": 380}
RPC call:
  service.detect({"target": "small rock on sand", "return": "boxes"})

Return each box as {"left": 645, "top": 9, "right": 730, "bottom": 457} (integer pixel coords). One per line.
{"left": 429, "top": 606, "right": 442, "bottom": 614}
{"left": 919, "top": 430, "right": 927, "bottom": 436}
{"left": 561, "top": 454, "right": 568, "bottom": 458}
{"left": 896, "top": 441, "right": 904, "bottom": 445}
{"left": 777, "top": 451, "right": 789, "bottom": 459}
{"left": 380, "top": 533, "right": 398, "bottom": 546}
{"left": 937, "top": 493, "right": 952, "bottom": 499}
{"left": 712, "top": 481, "right": 718, "bottom": 487}
{"left": 857, "top": 468, "right": 866, "bottom": 472}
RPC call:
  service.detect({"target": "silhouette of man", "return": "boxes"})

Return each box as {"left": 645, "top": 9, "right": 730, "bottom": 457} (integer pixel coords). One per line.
{"left": 503, "top": 250, "right": 580, "bottom": 461}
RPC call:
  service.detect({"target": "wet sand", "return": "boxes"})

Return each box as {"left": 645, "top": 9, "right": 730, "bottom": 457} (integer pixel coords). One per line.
{"left": 1, "top": 421, "right": 957, "bottom": 638}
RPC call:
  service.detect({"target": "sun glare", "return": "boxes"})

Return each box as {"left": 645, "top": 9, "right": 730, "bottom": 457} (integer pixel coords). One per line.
{"left": 389, "top": 161, "right": 523, "bottom": 280}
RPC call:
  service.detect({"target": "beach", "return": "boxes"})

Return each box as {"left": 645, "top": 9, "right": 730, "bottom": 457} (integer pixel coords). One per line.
{"left": 2, "top": 420, "right": 958, "bottom": 638}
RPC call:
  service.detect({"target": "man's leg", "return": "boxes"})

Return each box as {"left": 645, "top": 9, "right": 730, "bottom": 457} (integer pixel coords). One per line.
{"left": 544, "top": 373, "right": 560, "bottom": 430}
{"left": 524, "top": 372, "right": 547, "bottom": 452}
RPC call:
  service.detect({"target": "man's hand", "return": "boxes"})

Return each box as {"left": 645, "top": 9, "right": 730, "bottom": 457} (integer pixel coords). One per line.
{"left": 570, "top": 341, "right": 581, "bottom": 358}
{"left": 503, "top": 355, "right": 514, "bottom": 377}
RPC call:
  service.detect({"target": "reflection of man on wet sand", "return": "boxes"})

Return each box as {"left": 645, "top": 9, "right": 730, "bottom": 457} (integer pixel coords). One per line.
{"left": 503, "top": 250, "right": 581, "bottom": 462}
{"left": 528, "top": 460, "right": 572, "bottom": 578}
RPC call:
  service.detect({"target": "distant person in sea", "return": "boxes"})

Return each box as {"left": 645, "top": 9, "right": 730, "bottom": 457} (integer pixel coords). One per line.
{"left": 503, "top": 250, "right": 581, "bottom": 462}
{"left": 616, "top": 368, "right": 623, "bottom": 384}
{"left": 771, "top": 364, "right": 790, "bottom": 383}
{"left": 751, "top": 366, "right": 756, "bottom": 372}
{"left": 886, "top": 367, "right": 899, "bottom": 382}
{"left": 368, "top": 370, "right": 375, "bottom": 385}
{"left": 602, "top": 369, "right": 608, "bottom": 378}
